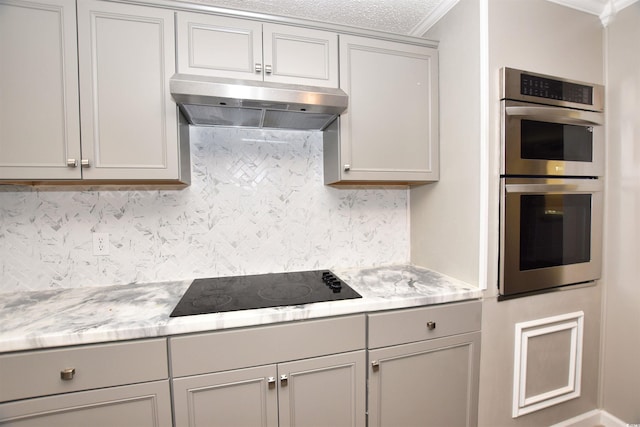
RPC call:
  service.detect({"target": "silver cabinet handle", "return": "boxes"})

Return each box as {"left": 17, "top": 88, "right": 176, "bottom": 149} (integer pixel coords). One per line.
{"left": 80, "top": 159, "right": 90, "bottom": 168}
{"left": 371, "top": 360, "right": 379, "bottom": 371}
{"left": 255, "top": 63, "right": 262, "bottom": 73}
{"left": 344, "top": 164, "right": 351, "bottom": 172}
{"left": 280, "top": 374, "right": 288, "bottom": 386}
{"left": 426, "top": 321, "right": 436, "bottom": 330}
{"left": 67, "top": 159, "right": 78, "bottom": 168}
{"left": 267, "top": 376, "right": 276, "bottom": 388}
{"left": 265, "top": 64, "right": 272, "bottom": 74}
{"left": 60, "top": 368, "right": 75, "bottom": 380}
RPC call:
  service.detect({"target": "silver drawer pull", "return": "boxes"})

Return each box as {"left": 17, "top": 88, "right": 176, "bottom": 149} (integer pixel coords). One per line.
{"left": 280, "top": 374, "right": 288, "bottom": 386}
{"left": 67, "top": 159, "right": 78, "bottom": 168}
{"left": 60, "top": 368, "right": 75, "bottom": 381}
{"left": 267, "top": 377, "right": 276, "bottom": 388}
{"left": 80, "top": 159, "right": 90, "bottom": 168}
{"left": 426, "top": 321, "right": 437, "bottom": 330}
{"left": 371, "top": 360, "right": 379, "bottom": 371}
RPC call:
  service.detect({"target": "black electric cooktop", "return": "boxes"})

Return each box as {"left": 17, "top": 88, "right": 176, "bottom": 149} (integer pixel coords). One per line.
{"left": 170, "top": 270, "right": 362, "bottom": 317}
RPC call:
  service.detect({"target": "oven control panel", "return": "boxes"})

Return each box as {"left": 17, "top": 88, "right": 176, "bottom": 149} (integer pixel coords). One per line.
{"left": 520, "top": 73, "right": 593, "bottom": 105}
{"left": 501, "top": 67, "right": 604, "bottom": 112}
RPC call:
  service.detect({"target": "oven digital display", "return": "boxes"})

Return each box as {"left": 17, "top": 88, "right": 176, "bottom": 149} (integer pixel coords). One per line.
{"left": 521, "top": 73, "right": 593, "bottom": 105}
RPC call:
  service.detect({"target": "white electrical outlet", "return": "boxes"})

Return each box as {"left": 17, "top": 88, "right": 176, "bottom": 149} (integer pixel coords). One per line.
{"left": 93, "top": 233, "right": 110, "bottom": 256}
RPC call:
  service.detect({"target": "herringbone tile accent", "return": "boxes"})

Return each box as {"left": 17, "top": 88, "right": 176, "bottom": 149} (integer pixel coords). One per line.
{"left": 0, "top": 128, "right": 408, "bottom": 292}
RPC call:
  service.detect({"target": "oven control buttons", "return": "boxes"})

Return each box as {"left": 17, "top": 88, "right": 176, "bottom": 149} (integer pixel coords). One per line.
{"left": 322, "top": 271, "right": 343, "bottom": 292}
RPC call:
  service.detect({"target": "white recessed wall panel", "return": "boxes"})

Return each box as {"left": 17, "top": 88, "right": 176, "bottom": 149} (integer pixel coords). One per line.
{"left": 512, "top": 312, "right": 584, "bottom": 418}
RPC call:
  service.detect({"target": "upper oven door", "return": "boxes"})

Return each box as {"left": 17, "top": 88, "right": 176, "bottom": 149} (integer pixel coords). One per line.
{"left": 499, "top": 178, "right": 603, "bottom": 297}
{"left": 501, "top": 100, "right": 604, "bottom": 177}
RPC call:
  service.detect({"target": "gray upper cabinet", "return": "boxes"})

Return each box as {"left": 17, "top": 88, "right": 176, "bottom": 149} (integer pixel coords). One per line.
{"left": 0, "top": 0, "right": 81, "bottom": 180}
{"left": 176, "top": 12, "right": 339, "bottom": 88}
{"left": 324, "top": 35, "right": 439, "bottom": 184}
{"left": 0, "top": 0, "right": 190, "bottom": 184}
{"left": 77, "top": 0, "right": 188, "bottom": 182}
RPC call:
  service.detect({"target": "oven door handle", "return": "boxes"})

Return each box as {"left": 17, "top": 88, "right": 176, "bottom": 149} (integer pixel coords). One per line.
{"left": 505, "top": 105, "right": 603, "bottom": 126}
{"left": 504, "top": 180, "right": 604, "bottom": 194}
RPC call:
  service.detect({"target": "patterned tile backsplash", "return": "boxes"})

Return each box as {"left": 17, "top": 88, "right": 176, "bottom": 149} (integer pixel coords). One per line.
{"left": 0, "top": 127, "right": 409, "bottom": 293}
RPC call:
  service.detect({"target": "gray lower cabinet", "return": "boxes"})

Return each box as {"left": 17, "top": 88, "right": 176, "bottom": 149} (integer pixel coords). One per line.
{"left": 172, "top": 364, "right": 279, "bottom": 427}
{"left": 169, "top": 315, "right": 367, "bottom": 427}
{"left": 172, "top": 351, "right": 366, "bottom": 427}
{"left": 367, "top": 301, "right": 482, "bottom": 427}
{"left": 0, "top": 380, "right": 172, "bottom": 427}
{"left": 0, "top": 306, "right": 481, "bottom": 426}
{"left": 0, "top": 338, "right": 171, "bottom": 427}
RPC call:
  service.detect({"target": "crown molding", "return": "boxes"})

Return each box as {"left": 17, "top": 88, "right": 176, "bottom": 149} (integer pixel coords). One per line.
{"left": 417, "top": 0, "right": 639, "bottom": 33}
{"left": 547, "top": 0, "right": 639, "bottom": 26}
{"left": 409, "top": 0, "right": 459, "bottom": 36}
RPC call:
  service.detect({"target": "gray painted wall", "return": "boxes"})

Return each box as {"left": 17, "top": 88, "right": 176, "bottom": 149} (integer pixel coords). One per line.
{"left": 418, "top": 0, "right": 607, "bottom": 424}
{"left": 411, "top": 0, "right": 482, "bottom": 287}
{"left": 602, "top": 4, "right": 640, "bottom": 422}
{"left": 484, "top": 1, "right": 603, "bottom": 424}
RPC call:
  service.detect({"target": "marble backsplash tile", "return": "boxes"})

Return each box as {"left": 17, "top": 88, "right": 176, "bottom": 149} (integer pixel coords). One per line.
{"left": 0, "top": 127, "right": 409, "bottom": 293}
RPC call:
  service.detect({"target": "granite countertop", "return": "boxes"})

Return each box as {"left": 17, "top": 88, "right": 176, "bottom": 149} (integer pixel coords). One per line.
{"left": 0, "top": 264, "right": 483, "bottom": 353}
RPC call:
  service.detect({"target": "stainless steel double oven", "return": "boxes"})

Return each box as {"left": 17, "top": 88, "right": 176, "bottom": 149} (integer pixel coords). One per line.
{"left": 499, "top": 68, "right": 605, "bottom": 298}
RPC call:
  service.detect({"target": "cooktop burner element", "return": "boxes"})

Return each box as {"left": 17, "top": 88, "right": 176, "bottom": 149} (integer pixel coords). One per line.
{"left": 170, "top": 270, "right": 362, "bottom": 317}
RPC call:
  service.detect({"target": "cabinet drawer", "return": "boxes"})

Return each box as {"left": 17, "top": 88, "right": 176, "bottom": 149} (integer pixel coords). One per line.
{"left": 0, "top": 380, "right": 172, "bottom": 427}
{"left": 170, "top": 315, "right": 365, "bottom": 377}
{"left": 368, "top": 301, "right": 481, "bottom": 348}
{"left": 0, "top": 339, "right": 168, "bottom": 403}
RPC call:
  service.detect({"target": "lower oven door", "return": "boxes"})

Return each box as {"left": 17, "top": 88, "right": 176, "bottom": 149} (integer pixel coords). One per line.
{"left": 499, "top": 177, "right": 603, "bottom": 297}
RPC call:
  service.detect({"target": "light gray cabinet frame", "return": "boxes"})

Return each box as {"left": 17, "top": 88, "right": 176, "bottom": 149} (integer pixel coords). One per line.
{"left": 0, "top": 380, "right": 172, "bottom": 427}
{"left": 324, "top": 35, "right": 439, "bottom": 185}
{"left": 367, "top": 301, "right": 482, "bottom": 427}
{"left": 169, "top": 315, "right": 366, "bottom": 427}
{"left": 368, "top": 332, "right": 481, "bottom": 427}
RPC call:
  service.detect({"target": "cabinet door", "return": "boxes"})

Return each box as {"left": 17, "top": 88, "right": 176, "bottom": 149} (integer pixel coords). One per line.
{"left": 328, "top": 35, "right": 439, "bottom": 184}
{"left": 172, "top": 365, "right": 278, "bottom": 427}
{"left": 0, "top": 380, "right": 172, "bottom": 427}
{"left": 0, "top": 0, "right": 81, "bottom": 180}
{"left": 263, "top": 23, "right": 338, "bottom": 88}
{"left": 77, "top": 0, "right": 180, "bottom": 180}
{"left": 278, "top": 350, "right": 366, "bottom": 427}
{"left": 176, "top": 12, "right": 262, "bottom": 81}
{"left": 368, "top": 332, "right": 480, "bottom": 427}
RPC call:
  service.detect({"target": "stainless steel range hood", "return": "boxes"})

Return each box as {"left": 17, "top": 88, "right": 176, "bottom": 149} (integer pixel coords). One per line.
{"left": 170, "top": 74, "right": 348, "bottom": 131}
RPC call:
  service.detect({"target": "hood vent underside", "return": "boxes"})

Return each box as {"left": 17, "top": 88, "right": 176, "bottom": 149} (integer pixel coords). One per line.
{"left": 170, "top": 74, "right": 349, "bottom": 131}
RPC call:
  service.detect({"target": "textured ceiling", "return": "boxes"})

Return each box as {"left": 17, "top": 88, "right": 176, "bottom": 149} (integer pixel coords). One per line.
{"left": 183, "top": 0, "right": 634, "bottom": 35}
{"left": 186, "top": 0, "right": 445, "bottom": 34}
